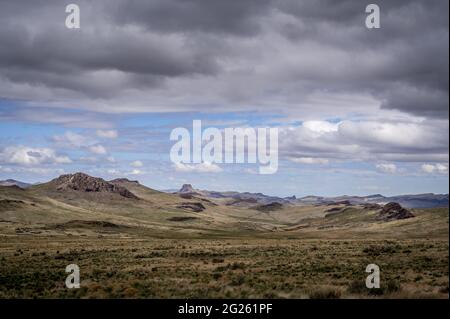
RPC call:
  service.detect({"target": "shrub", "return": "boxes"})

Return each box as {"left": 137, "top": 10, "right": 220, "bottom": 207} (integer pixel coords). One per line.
{"left": 309, "top": 286, "right": 342, "bottom": 299}
{"left": 212, "top": 258, "right": 224, "bottom": 263}
{"left": 230, "top": 274, "right": 245, "bottom": 286}
{"left": 347, "top": 279, "right": 401, "bottom": 296}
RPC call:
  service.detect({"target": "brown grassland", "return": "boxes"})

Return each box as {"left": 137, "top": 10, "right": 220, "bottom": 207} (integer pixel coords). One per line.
{"left": 0, "top": 237, "right": 448, "bottom": 299}
{"left": 0, "top": 180, "right": 448, "bottom": 299}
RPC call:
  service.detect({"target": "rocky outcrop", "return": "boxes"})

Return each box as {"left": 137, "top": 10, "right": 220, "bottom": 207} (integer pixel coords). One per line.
{"left": 176, "top": 202, "right": 206, "bottom": 212}
{"left": 179, "top": 184, "right": 195, "bottom": 193}
{"left": 325, "top": 207, "right": 342, "bottom": 213}
{"left": 52, "top": 173, "right": 138, "bottom": 199}
{"left": 376, "top": 202, "right": 414, "bottom": 221}
{"left": 254, "top": 202, "right": 284, "bottom": 212}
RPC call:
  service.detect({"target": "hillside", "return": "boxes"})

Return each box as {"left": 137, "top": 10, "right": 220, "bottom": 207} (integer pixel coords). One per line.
{"left": 0, "top": 173, "right": 447, "bottom": 240}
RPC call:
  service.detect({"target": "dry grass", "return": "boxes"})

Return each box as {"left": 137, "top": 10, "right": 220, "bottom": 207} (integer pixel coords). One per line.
{"left": 0, "top": 184, "right": 448, "bottom": 299}
{"left": 0, "top": 237, "right": 447, "bottom": 299}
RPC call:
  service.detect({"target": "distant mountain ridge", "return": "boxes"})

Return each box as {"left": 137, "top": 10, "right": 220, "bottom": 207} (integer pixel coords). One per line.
{"left": 0, "top": 179, "right": 32, "bottom": 189}
{"left": 1, "top": 174, "right": 447, "bottom": 208}
{"left": 175, "top": 184, "right": 292, "bottom": 205}
{"left": 298, "top": 193, "right": 449, "bottom": 208}
{"left": 173, "top": 185, "right": 448, "bottom": 209}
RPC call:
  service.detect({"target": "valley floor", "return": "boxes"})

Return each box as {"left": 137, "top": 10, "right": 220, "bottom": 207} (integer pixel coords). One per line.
{"left": 0, "top": 237, "right": 448, "bottom": 299}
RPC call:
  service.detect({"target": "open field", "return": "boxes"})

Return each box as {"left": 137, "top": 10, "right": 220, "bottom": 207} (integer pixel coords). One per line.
{"left": 0, "top": 237, "right": 448, "bottom": 299}
{"left": 0, "top": 175, "right": 448, "bottom": 298}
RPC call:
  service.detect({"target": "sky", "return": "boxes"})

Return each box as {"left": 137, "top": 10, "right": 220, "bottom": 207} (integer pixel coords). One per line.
{"left": 0, "top": 0, "right": 448, "bottom": 197}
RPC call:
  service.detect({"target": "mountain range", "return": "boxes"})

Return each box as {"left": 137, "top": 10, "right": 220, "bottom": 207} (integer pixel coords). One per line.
{"left": 0, "top": 172, "right": 448, "bottom": 240}
{"left": 2, "top": 176, "right": 448, "bottom": 209}
{"left": 173, "top": 184, "right": 448, "bottom": 209}
{"left": 0, "top": 179, "right": 32, "bottom": 189}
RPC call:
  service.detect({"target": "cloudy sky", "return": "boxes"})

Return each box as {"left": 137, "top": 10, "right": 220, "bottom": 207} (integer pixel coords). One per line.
{"left": 0, "top": 0, "right": 448, "bottom": 196}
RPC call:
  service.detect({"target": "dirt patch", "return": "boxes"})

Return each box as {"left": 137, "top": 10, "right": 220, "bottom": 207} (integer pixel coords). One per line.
{"left": 167, "top": 216, "right": 198, "bottom": 222}
{"left": 50, "top": 220, "right": 126, "bottom": 230}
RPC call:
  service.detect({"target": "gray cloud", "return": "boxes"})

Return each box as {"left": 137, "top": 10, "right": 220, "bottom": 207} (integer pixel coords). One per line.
{"left": 0, "top": 0, "right": 447, "bottom": 118}
{"left": 111, "top": 0, "right": 273, "bottom": 36}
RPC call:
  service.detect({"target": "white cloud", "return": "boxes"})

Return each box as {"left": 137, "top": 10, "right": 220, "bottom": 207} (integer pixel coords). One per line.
{"left": 0, "top": 146, "right": 71, "bottom": 166}
{"left": 130, "top": 160, "right": 143, "bottom": 167}
{"left": 53, "top": 131, "right": 115, "bottom": 157}
{"left": 105, "top": 168, "right": 144, "bottom": 176}
{"left": 129, "top": 169, "right": 143, "bottom": 175}
{"left": 290, "top": 157, "right": 329, "bottom": 165}
{"left": 0, "top": 166, "right": 66, "bottom": 175}
{"left": 88, "top": 144, "right": 107, "bottom": 155}
{"left": 421, "top": 163, "right": 449, "bottom": 175}
{"left": 96, "top": 129, "right": 118, "bottom": 139}
{"left": 280, "top": 119, "right": 449, "bottom": 163}
{"left": 53, "top": 131, "right": 109, "bottom": 156}
{"left": 79, "top": 156, "right": 98, "bottom": 163}
{"left": 376, "top": 163, "right": 397, "bottom": 174}
{"left": 338, "top": 121, "right": 438, "bottom": 149}
{"left": 174, "top": 162, "right": 223, "bottom": 173}
{"left": 53, "top": 131, "right": 87, "bottom": 148}
{"left": 421, "top": 164, "right": 435, "bottom": 174}
{"left": 302, "top": 121, "right": 339, "bottom": 133}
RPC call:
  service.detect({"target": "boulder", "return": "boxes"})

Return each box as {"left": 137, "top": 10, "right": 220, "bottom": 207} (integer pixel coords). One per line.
{"left": 377, "top": 202, "right": 414, "bottom": 221}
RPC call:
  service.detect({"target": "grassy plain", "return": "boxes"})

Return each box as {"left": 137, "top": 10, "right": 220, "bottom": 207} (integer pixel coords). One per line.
{"left": 0, "top": 182, "right": 448, "bottom": 298}
{"left": 0, "top": 237, "right": 448, "bottom": 299}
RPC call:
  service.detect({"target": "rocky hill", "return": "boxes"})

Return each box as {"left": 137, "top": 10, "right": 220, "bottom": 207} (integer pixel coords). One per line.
{"left": 376, "top": 202, "right": 415, "bottom": 221}
{"left": 50, "top": 172, "right": 138, "bottom": 199}
{"left": 179, "top": 184, "right": 196, "bottom": 194}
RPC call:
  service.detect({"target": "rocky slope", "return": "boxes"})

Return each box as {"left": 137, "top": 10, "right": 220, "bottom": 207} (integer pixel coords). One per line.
{"left": 50, "top": 172, "right": 138, "bottom": 199}
{"left": 377, "top": 202, "right": 415, "bottom": 221}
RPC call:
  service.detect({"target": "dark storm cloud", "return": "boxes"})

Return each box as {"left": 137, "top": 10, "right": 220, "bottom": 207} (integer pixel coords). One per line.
{"left": 0, "top": 0, "right": 448, "bottom": 117}
{"left": 111, "top": 0, "right": 273, "bottom": 36}
{"left": 274, "top": 0, "right": 449, "bottom": 117}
